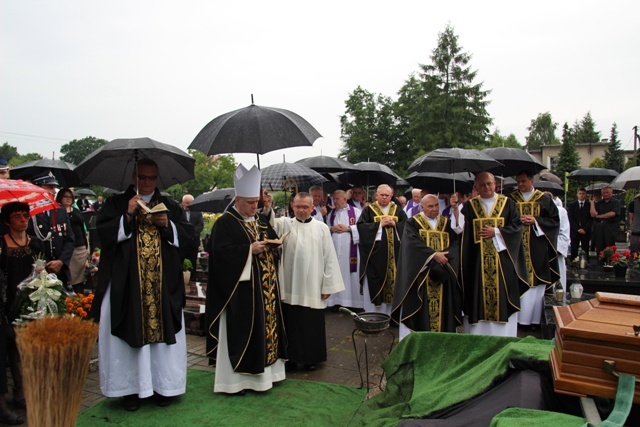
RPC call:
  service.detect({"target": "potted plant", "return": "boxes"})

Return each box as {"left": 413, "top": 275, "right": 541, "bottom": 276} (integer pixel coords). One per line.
{"left": 599, "top": 245, "right": 617, "bottom": 271}
{"left": 611, "top": 250, "right": 631, "bottom": 277}
{"left": 183, "top": 259, "right": 193, "bottom": 288}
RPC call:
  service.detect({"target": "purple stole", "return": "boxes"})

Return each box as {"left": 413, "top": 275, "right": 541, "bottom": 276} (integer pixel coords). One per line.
{"left": 329, "top": 205, "right": 358, "bottom": 272}
{"left": 405, "top": 200, "right": 420, "bottom": 217}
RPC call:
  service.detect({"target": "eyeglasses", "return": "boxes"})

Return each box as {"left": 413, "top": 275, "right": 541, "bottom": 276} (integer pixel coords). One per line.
{"left": 137, "top": 174, "right": 158, "bottom": 181}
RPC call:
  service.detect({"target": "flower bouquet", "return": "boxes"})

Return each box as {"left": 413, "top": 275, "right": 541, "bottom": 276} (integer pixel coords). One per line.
{"left": 12, "top": 257, "right": 69, "bottom": 325}
{"left": 599, "top": 245, "right": 617, "bottom": 271}
{"left": 65, "top": 292, "right": 95, "bottom": 318}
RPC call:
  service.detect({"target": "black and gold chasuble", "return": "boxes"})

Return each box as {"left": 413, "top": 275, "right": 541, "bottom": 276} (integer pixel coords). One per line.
{"left": 357, "top": 202, "right": 407, "bottom": 306}
{"left": 391, "top": 214, "right": 461, "bottom": 333}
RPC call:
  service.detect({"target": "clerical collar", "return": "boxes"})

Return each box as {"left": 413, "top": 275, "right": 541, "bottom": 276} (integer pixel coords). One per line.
{"left": 232, "top": 206, "right": 255, "bottom": 222}
{"left": 296, "top": 217, "right": 313, "bottom": 223}
{"left": 521, "top": 189, "right": 534, "bottom": 201}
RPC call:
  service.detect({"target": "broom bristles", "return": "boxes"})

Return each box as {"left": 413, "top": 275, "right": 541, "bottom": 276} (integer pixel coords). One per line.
{"left": 16, "top": 316, "right": 99, "bottom": 427}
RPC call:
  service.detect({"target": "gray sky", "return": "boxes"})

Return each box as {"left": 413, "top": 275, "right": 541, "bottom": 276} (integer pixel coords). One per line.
{"left": 1, "top": 0, "right": 638, "bottom": 170}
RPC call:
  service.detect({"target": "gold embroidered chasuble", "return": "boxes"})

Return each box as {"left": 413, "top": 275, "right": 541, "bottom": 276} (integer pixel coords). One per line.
{"left": 468, "top": 196, "right": 507, "bottom": 322}
{"left": 413, "top": 214, "right": 450, "bottom": 332}
{"left": 511, "top": 190, "right": 544, "bottom": 287}
{"left": 369, "top": 202, "right": 399, "bottom": 304}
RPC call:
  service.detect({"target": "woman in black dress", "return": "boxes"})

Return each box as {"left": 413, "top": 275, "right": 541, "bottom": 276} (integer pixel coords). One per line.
{"left": 0, "top": 202, "right": 45, "bottom": 422}
{"left": 56, "top": 188, "right": 89, "bottom": 294}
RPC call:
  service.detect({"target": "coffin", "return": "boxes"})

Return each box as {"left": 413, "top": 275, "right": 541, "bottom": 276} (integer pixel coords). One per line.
{"left": 550, "top": 292, "right": 640, "bottom": 403}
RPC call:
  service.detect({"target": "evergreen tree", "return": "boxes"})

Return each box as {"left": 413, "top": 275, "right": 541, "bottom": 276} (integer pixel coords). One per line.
{"left": 524, "top": 112, "right": 560, "bottom": 150}
{"left": 397, "top": 24, "right": 492, "bottom": 153}
{"left": 572, "top": 112, "right": 601, "bottom": 144}
{"left": 554, "top": 122, "right": 580, "bottom": 186}
{"left": 603, "top": 122, "right": 625, "bottom": 172}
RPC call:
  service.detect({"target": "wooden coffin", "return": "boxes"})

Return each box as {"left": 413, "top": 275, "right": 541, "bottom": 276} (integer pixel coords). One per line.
{"left": 550, "top": 292, "right": 640, "bottom": 403}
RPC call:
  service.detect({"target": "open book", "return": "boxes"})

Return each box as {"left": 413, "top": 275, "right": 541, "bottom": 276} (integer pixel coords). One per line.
{"left": 263, "top": 231, "right": 289, "bottom": 246}
{"left": 137, "top": 200, "right": 170, "bottom": 214}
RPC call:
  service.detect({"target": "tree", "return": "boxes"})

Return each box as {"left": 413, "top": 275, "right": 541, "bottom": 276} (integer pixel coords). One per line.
{"left": 486, "top": 129, "right": 522, "bottom": 148}
{"left": 10, "top": 152, "right": 43, "bottom": 166}
{"left": 553, "top": 122, "right": 580, "bottom": 179}
{"left": 398, "top": 24, "right": 492, "bottom": 153}
{"left": 166, "top": 152, "right": 236, "bottom": 199}
{"left": 339, "top": 86, "right": 408, "bottom": 172}
{"left": 571, "top": 112, "right": 601, "bottom": 144}
{"left": 524, "top": 112, "right": 560, "bottom": 150}
{"left": 0, "top": 142, "right": 19, "bottom": 161}
{"left": 60, "top": 136, "right": 109, "bottom": 165}
{"left": 589, "top": 157, "right": 605, "bottom": 168}
{"left": 603, "top": 123, "right": 625, "bottom": 172}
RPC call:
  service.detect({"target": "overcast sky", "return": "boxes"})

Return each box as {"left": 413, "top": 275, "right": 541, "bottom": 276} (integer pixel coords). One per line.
{"left": 1, "top": 1, "right": 638, "bottom": 170}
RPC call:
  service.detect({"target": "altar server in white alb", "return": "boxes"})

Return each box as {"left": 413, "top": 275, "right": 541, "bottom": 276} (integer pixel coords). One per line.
{"left": 266, "top": 192, "right": 345, "bottom": 371}
{"left": 326, "top": 189, "right": 363, "bottom": 310}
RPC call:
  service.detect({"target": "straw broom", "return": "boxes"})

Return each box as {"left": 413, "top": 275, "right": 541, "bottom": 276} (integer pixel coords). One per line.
{"left": 16, "top": 316, "right": 99, "bottom": 427}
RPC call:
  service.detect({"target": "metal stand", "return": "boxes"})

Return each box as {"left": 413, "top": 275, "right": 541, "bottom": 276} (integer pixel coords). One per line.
{"left": 351, "top": 328, "right": 395, "bottom": 397}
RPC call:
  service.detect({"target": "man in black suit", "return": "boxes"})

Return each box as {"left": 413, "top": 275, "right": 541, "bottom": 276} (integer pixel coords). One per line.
{"left": 567, "top": 188, "right": 593, "bottom": 262}
{"left": 28, "top": 171, "right": 75, "bottom": 285}
{"left": 181, "top": 194, "right": 204, "bottom": 274}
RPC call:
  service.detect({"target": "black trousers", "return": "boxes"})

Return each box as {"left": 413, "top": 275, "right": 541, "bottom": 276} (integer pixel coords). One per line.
{"left": 570, "top": 233, "right": 591, "bottom": 260}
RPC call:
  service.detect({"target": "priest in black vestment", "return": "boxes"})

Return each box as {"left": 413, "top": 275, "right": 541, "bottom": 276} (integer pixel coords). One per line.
{"left": 205, "top": 164, "right": 287, "bottom": 394}
{"left": 89, "top": 159, "right": 192, "bottom": 411}
{"left": 392, "top": 194, "right": 462, "bottom": 338}
{"left": 452, "top": 172, "right": 528, "bottom": 336}
{"left": 357, "top": 184, "right": 407, "bottom": 315}
{"left": 510, "top": 170, "right": 560, "bottom": 327}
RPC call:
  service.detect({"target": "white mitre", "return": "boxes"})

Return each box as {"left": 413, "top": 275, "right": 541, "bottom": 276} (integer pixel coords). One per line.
{"left": 234, "top": 164, "right": 261, "bottom": 197}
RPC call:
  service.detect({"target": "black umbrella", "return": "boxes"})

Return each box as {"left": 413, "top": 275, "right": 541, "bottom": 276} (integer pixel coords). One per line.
{"left": 75, "top": 137, "right": 195, "bottom": 191}
{"left": 534, "top": 180, "right": 565, "bottom": 196}
{"left": 339, "top": 162, "right": 402, "bottom": 188}
{"left": 189, "top": 98, "right": 321, "bottom": 169}
{"left": 294, "top": 155, "right": 358, "bottom": 173}
{"left": 482, "top": 147, "right": 546, "bottom": 177}
{"left": 567, "top": 168, "right": 619, "bottom": 182}
{"left": 585, "top": 182, "right": 625, "bottom": 195}
{"left": 74, "top": 188, "right": 96, "bottom": 196}
{"left": 405, "top": 171, "right": 474, "bottom": 194}
{"left": 538, "top": 171, "right": 563, "bottom": 185}
{"left": 10, "top": 158, "right": 81, "bottom": 187}
{"left": 103, "top": 187, "right": 123, "bottom": 195}
{"left": 188, "top": 188, "right": 235, "bottom": 213}
{"left": 260, "top": 162, "right": 328, "bottom": 193}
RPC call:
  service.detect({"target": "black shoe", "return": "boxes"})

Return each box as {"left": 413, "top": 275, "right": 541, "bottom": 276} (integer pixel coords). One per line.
{"left": 285, "top": 361, "right": 298, "bottom": 371}
{"left": 154, "top": 393, "right": 173, "bottom": 407}
{"left": 0, "top": 410, "right": 25, "bottom": 425}
{"left": 122, "top": 394, "right": 140, "bottom": 411}
{"left": 304, "top": 364, "right": 317, "bottom": 371}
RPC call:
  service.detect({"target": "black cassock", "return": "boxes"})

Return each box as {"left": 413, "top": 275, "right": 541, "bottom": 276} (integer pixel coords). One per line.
{"left": 391, "top": 215, "right": 462, "bottom": 333}
{"left": 205, "top": 208, "right": 287, "bottom": 374}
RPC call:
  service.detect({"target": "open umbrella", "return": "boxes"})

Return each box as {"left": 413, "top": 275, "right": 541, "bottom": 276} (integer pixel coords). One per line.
{"left": 567, "top": 168, "right": 619, "bottom": 182}
{"left": 0, "top": 179, "right": 59, "bottom": 215}
{"left": 537, "top": 171, "right": 563, "bottom": 185}
{"left": 405, "top": 171, "right": 474, "bottom": 194}
{"left": 610, "top": 166, "right": 640, "bottom": 190}
{"left": 75, "top": 137, "right": 195, "bottom": 191}
{"left": 295, "top": 155, "right": 358, "bottom": 173}
{"left": 586, "top": 182, "right": 625, "bottom": 195}
{"left": 10, "top": 158, "right": 81, "bottom": 187}
{"left": 189, "top": 97, "right": 321, "bottom": 168}
{"left": 534, "top": 180, "right": 565, "bottom": 197}
{"left": 339, "top": 162, "right": 402, "bottom": 188}
{"left": 188, "top": 188, "right": 235, "bottom": 213}
{"left": 74, "top": 188, "right": 96, "bottom": 197}
{"left": 482, "top": 147, "right": 546, "bottom": 177}
{"left": 260, "top": 162, "right": 327, "bottom": 192}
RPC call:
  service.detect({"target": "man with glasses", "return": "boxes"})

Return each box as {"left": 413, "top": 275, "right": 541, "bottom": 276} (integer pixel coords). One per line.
{"left": 348, "top": 186, "right": 367, "bottom": 210}
{"left": 29, "top": 171, "right": 75, "bottom": 286}
{"left": 357, "top": 184, "right": 407, "bottom": 315}
{"left": 590, "top": 185, "right": 621, "bottom": 256}
{"left": 0, "top": 157, "right": 10, "bottom": 179}
{"left": 89, "top": 159, "right": 193, "bottom": 411}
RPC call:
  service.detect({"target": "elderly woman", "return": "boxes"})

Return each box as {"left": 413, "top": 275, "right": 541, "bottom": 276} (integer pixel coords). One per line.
{"left": 0, "top": 202, "right": 45, "bottom": 423}
{"left": 56, "top": 188, "right": 90, "bottom": 294}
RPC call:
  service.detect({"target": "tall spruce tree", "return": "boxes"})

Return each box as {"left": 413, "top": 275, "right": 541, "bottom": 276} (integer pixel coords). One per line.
{"left": 603, "top": 122, "right": 625, "bottom": 172}
{"left": 572, "top": 112, "right": 601, "bottom": 144}
{"left": 397, "top": 24, "right": 492, "bottom": 153}
{"left": 554, "top": 123, "right": 581, "bottom": 194}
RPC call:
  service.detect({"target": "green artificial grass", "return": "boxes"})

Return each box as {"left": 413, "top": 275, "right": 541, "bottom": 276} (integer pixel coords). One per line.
{"left": 77, "top": 369, "right": 366, "bottom": 427}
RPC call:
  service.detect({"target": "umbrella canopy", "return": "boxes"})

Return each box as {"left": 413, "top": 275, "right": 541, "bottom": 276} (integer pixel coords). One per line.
{"left": 533, "top": 180, "right": 565, "bottom": 196}
{"left": 610, "top": 166, "right": 640, "bottom": 190}
{"left": 567, "top": 167, "right": 619, "bottom": 182}
{"left": 408, "top": 148, "right": 503, "bottom": 174}
{"left": 188, "top": 188, "right": 235, "bottom": 213}
{"left": 260, "top": 162, "right": 328, "bottom": 193}
{"left": 482, "top": 147, "right": 546, "bottom": 177}
{"left": 189, "top": 102, "right": 321, "bottom": 163}
{"left": 103, "top": 187, "right": 123, "bottom": 195}
{"left": 339, "top": 162, "right": 402, "bottom": 188}
{"left": 294, "top": 155, "right": 358, "bottom": 173}
{"left": 0, "top": 179, "right": 59, "bottom": 215}
{"left": 586, "top": 182, "right": 625, "bottom": 195}
{"left": 537, "top": 171, "right": 563, "bottom": 185}
{"left": 10, "top": 158, "right": 81, "bottom": 187}
{"left": 405, "top": 171, "right": 474, "bottom": 194}
{"left": 75, "top": 137, "right": 195, "bottom": 191}
{"left": 74, "top": 188, "right": 96, "bottom": 196}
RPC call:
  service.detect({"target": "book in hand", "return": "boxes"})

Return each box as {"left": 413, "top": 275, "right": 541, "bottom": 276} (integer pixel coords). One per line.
{"left": 137, "top": 200, "right": 170, "bottom": 214}
{"left": 263, "top": 231, "right": 289, "bottom": 246}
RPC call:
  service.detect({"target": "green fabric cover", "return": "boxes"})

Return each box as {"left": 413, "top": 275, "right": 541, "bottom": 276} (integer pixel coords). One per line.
{"left": 490, "top": 408, "right": 585, "bottom": 426}
{"left": 349, "top": 332, "right": 556, "bottom": 426}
